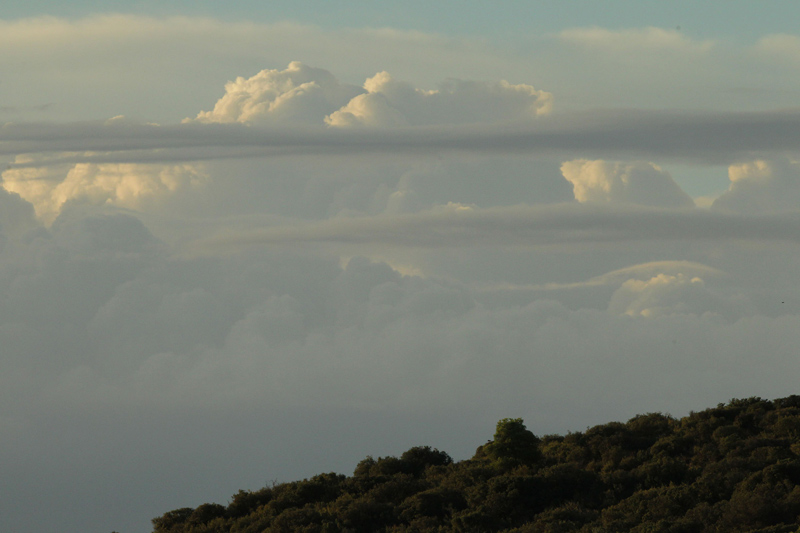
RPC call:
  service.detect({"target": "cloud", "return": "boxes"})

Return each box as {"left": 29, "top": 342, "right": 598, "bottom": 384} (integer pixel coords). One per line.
{"left": 4, "top": 18, "right": 800, "bottom": 533}
{"left": 196, "top": 203, "right": 800, "bottom": 251}
{"left": 2, "top": 220, "right": 795, "bottom": 443}
{"left": 471, "top": 260, "right": 733, "bottom": 315}
{"left": 589, "top": 261, "right": 725, "bottom": 285}
{"left": 359, "top": 157, "right": 570, "bottom": 217}
{"left": 0, "top": 210, "right": 780, "bottom": 416}
{"left": 3, "top": 14, "right": 800, "bottom": 129}
{"left": 0, "top": 217, "right": 790, "bottom": 421}
{"left": 189, "top": 61, "right": 363, "bottom": 125}
{"left": 551, "top": 26, "right": 792, "bottom": 113}
{"left": 0, "top": 186, "right": 38, "bottom": 238}
{"left": 2, "top": 206, "right": 800, "bottom": 532}
{"left": 608, "top": 273, "right": 747, "bottom": 318}
{"left": 486, "top": 260, "right": 727, "bottom": 293}
{"left": 189, "top": 62, "right": 552, "bottom": 128}
{"left": 755, "top": 34, "right": 800, "bottom": 65}
{"left": 5, "top": 109, "right": 800, "bottom": 166}
{"left": 326, "top": 71, "right": 552, "bottom": 127}
{"left": 0, "top": 15, "right": 519, "bottom": 123}
{"left": 561, "top": 159, "right": 694, "bottom": 207}
{"left": 2, "top": 158, "right": 207, "bottom": 224}
{"left": 559, "top": 26, "right": 714, "bottom": 54}
{"left": 713, "top": 157, "right": 800, "bottom": 213}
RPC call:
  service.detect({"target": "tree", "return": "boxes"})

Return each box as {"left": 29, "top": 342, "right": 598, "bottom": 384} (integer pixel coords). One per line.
{"left": 479, "top": 418, "right": 541, "bottom": 469}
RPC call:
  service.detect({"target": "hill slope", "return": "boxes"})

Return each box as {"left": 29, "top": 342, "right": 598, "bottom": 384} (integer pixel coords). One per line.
{"left": 152, "top": 396, "right": 800, "bottom": 532}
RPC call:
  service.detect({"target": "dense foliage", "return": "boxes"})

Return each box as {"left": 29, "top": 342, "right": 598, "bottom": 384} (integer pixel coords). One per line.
{"left": 152, "top": 398, "right": 800, "bottom": 532}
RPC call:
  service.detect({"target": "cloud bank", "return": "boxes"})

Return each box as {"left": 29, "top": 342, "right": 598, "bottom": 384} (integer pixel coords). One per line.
{"left": 189, "top": 62, "right": 552, "bottom": 127}
{"left": 3, "top": 208, "right": 799, "bottom": 533}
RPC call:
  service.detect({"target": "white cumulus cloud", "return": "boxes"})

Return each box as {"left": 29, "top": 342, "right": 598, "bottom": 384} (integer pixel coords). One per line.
{"left": 189, "top": 61, "right": 363, "bottom": 125}
{"left": 561, "top": 159, "right": 695, "bottom": 207}
{"left": 713, "top": 157, "right": 800, "bottom": 213}
{"left": 2, "top": 158, "right": 207, "bottom": 224}
{"left": 326, "top": 71, "right": 552, "bottom": 127}
{"left": 189, "top": 62, "right": 551, "bottom": 127}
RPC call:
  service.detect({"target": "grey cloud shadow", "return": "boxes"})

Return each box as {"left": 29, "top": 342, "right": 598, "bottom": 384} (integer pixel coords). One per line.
{"left": 4, "top": 108, "right": 800, "bottom": 167}
{"left": 195, "top": 203, "right": 800, "bottom": 250}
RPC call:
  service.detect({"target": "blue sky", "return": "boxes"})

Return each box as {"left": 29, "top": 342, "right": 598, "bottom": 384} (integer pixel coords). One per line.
{"left": 8, "top": 0, "right": 800, "bottom": 43}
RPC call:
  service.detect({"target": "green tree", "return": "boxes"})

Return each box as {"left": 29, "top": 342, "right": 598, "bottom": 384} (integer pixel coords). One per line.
{"left": 479, "top": 418, "right": 541, "bottom": 469}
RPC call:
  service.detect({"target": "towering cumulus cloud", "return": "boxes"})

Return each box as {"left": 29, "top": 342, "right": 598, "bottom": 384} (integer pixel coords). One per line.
{"left": 189, "top": 61, "right": 552, "bottom": 126}
{"left": 190, "top": 61, "right": 363, "bottom": 125}
{"left": 0, "top": 62, "right": 555, "bottom": 226}
{"left": 561, "top": 159, "right": 694, "bottom": 207}
{"left": 2, "top": 159, "right": 207, "bottom": 224}
{"left": 325, "top": 71, "right": 552, "bottom": 127}
{"left": 713, "top": 158, "right": 800, "bottom": 213}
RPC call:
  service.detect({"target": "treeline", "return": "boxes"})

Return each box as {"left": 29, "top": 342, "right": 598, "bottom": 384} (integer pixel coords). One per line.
{"left": 152, "top": 396, "right": 800, "bottom": 532}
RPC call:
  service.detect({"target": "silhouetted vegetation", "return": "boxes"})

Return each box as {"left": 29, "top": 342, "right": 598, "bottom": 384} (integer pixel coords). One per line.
{"left": 152, "top": 398, "right": 800, "bottom": 532}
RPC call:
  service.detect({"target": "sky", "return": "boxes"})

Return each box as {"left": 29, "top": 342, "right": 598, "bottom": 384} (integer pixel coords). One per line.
{"left": 3, "top": 2, "right": 800, "bottom": 532}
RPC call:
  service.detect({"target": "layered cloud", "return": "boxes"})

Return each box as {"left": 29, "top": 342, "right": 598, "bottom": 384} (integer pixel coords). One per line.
{"left": 491, "top": 261, "right": 726, "bottom": 294}
{"left": 561, "top": 159, "right": 694, "bottom": 207}
{"left": 0, "top": 211, "right": 794, "bottom": 424}
{"left": 3, "top": 17, "right": 800, "bottom": 533}
{"left": 3, "top": 212, "right": 798, "bottom": 533}
{"left": 199, "top": 203, "right": 800, "bottom": 251}
{"left": 5, "top": 109, "right": 800, "bottom": 167}
{"left": 559, "top": 27, "right": 714, "bottom": 54}
{"left": 3, "top": 158, "right": 800, "bottom": 533}
{"left": 755, "top": 34, "right": 800, "bottom": 65}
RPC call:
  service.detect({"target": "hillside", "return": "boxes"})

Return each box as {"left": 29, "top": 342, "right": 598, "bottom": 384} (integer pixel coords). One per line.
{"left": 152, "top": 396, "right": 800, "bottom": 532}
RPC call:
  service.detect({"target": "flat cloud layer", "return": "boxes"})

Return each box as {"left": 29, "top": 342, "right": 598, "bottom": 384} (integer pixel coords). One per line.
{"left": 559, "top": 26, "right": 715, "bottom": 54}
{"left": 2, "top": 18, "right": 800, "bottom": 533}
{"left": 4, "top": 109, "right": 800, "bottom": 170}
{"left": 197, "top": 203, "right": 800, "bottom": 250}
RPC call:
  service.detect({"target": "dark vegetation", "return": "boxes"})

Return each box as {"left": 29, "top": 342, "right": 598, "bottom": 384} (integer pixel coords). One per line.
{"left": 152, "top": 397, "right": 800, "bottom": 532}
